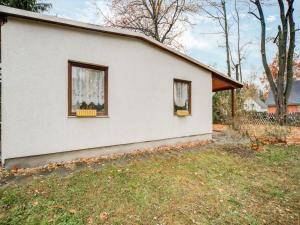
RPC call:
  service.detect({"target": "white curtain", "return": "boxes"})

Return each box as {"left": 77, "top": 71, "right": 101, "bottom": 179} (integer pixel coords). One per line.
{"left": 174, "top": 82, "right": 189, "bottom": 109}
{"left": 72, "top": 66, "right": 104, "bottom": 112}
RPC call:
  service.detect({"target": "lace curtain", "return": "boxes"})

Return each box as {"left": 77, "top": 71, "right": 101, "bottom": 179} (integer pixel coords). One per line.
{"left": 72, "top": 66, "right": 104, "bottom": 112}
{"left": 174, "top": 81, "right": 189, "bottom": 110}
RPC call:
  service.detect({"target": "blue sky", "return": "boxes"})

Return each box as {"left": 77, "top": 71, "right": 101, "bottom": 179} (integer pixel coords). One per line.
{"left": 45, "top": 0, "right": 300, "bottom": 85}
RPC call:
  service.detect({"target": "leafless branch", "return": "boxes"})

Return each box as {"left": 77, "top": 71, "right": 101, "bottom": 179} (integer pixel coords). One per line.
{"left": 95, "top": 0, "right": 199, "bottom": 50}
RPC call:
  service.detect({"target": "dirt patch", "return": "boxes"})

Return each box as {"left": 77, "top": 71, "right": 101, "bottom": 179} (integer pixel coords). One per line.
{"left": 216, "top": 144, "right": 256, "bottom": 158}
{"left": 213, "top": 128, "right": 249, "bottom": 145}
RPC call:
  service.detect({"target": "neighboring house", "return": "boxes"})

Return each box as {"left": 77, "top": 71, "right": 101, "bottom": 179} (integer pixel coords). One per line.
{"left": 266, "top": 80, "right": 300, "bottom": 113}
{"left": 244, "top": 97, "right": 267, "bottom": 112}
{"left": 0, "top": 6, "right": 242, "bottom": 168}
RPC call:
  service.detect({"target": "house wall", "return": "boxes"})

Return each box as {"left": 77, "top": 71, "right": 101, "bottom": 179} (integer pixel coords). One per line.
{"left": 268, "top": 105, "right": 300, "bottom": 113}
{"left": 244, "top": 99, "right": 267, "bottom": 112}
{"left": 1, "top": 18, "right": 212, "bottom": 164}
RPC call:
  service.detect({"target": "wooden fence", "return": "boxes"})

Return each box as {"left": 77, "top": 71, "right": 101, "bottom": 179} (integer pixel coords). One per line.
{"left": 239, "top": 112, "right": 300, "bottom": 127}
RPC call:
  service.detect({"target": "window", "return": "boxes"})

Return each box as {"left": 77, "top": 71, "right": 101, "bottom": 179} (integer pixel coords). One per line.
{"left": 173, "top": 79, "right": 191, "bottom": 115}
{"left": 68, "top": 61, "right": 108, "bottom": 116}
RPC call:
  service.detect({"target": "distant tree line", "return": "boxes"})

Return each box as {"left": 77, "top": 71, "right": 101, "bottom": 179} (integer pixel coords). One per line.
{"left": 0, "top": 0, "right": 51, "bottom": 12}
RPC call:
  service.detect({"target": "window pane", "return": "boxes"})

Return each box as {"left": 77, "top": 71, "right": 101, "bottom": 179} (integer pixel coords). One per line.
{"left": 174, "top": 81, "right": 189, "bottom": 111}
{"left": 72, "top": 66, "right": 105, "bottom": 113}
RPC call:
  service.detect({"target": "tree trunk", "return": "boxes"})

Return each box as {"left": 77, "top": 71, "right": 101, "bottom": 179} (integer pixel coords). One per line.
{"left": 250, "top": 0, "right": 295, "bottom": 125}
{"left": 275, "top": 91, "right": 287, "bottom": 125}
{"left": 234, "top": 0, "right": 242, "bottom": 82}
{"left": 222, "top": 0, "right": 231, "bottom": 77}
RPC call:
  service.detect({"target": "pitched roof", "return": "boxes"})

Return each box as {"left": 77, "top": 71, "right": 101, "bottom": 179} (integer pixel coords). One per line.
{"left": 0, "top": 6, "right": 242, "bottom": 89}
{"left": 254, "top": 98, "right": 268, "bottom": 109}
{"left": 266, "top": 80, "right": 300, "bottom": 106}
{"left": 246, "top": 97, "right": 267, "bottom": 109}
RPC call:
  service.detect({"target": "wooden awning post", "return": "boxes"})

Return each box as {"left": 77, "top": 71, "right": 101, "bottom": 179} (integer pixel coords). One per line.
{"left": 231, "top": 89, "right": 235, "bottom": 119}
{"left": 212, "top": 72, "right": 242, "bottom": 126}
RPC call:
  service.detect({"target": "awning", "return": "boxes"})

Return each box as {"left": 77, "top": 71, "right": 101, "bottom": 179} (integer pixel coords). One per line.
{"left": 212, "top": 73, "right": 243, "bottom": 92}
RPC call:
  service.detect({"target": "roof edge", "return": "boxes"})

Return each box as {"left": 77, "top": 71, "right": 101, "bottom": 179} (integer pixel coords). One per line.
{"left": 0, "top": 5, "right": 243, "bottom": 88}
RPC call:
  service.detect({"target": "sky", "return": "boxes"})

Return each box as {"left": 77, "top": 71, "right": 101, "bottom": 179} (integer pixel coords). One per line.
{"left": 45, "top": 0, "right": 300, "bottom": 87}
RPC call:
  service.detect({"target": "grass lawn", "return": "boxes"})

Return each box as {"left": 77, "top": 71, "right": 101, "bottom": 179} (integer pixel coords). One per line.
{"left": 0, "top": 144, "right": 299, "bottom": 225}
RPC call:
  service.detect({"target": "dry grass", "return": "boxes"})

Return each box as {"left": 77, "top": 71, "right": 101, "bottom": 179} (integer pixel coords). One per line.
{"left": 286, "top": 127, "right": 300, "bottom": 144}
{"left": 214, "top": 123, "right": 300, "bottom": 149}
{"left": 0, "top": 144, "right": 299, "bottom": 225}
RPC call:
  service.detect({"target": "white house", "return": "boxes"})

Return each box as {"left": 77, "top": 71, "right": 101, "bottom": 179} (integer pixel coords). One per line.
{"left": 244, "top": 97, "right": 267, "bottom": 112}
{"left": 0, "top": 6, "right": 242, "bottom": 168}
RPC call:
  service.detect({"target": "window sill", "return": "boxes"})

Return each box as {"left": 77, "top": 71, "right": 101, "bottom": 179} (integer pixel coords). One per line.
{"left": 174, "top": 114, "right": 192, "bottom": 117}
{"left": 68, "top": 115, "right": 109, "bottom": 118}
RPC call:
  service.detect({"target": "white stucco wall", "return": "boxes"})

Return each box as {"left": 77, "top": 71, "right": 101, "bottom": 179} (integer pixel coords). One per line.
{"left": 244, "top": 99, "right": 267, "bottom": 112}
{"left": 1, "top": 18, "right": 212, "bottom": 161}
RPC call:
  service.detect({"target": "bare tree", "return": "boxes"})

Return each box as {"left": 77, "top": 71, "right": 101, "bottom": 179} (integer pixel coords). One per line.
{"left": 94, "top": 0, "right": 199, "bottom": 49}
{"left": 201, "top": 0, "right": 231, "bottom": 77}
{"left": 199, "top": 0, "right": 232, "bottom": 77}
{"left": 222, "top": 0, "right": 231, "bottom": 78}
{"left": 200, "top": 0, "right": 251, "bottom": 81}
{"left": 233, "top": 0, "right": 242, "bottom": 81}
{"left": 249, "top": 0, "right": 296, "bottom": 124}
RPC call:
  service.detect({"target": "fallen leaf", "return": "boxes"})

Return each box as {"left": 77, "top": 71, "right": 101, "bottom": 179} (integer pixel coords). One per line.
{"left": 87, "top": 217, "right": 93, "bottom": 224}
{"left": 69, "top": 209, "right": 76, "bottom": 214}
{"left": 99, "top": 212, "right": 108, "bottom": 221}
{"left": 32, "top": 201, "right": 38, "bottom": 206}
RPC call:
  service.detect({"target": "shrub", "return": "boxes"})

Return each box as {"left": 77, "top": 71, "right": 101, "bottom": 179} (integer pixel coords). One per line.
{"left": 264, "top": 126, "right": 291, "bottom": 144}
{"left": 232, "top": 115, "right": 291, "bottom": 151}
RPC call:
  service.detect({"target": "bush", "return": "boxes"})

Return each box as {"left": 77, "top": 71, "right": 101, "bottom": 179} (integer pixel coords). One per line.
{"left": 264, "top": 126, "right": 291, "bottom": 143}
{"left": 232, "top": 116, "right": 291, "bottom": 151}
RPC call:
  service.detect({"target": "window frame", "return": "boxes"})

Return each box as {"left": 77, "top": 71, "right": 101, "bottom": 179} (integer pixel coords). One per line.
{"left": 68, "top": 60, "right": 108, "bottom": 117}
{"left": 173, "top": 78, "right": 192, "bottom": 115}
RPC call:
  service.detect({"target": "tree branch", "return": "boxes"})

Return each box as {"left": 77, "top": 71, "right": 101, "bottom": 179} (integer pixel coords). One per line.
{"left": 250, "top": 0, "right": 277, "bottom": 96}
{"left": 248, "top": 11, "right": 261, "bottom": 21}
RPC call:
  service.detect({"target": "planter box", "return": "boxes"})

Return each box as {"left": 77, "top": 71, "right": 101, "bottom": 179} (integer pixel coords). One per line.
{"left": 176, "top": 110, "right": 190, "bottom": 117}
{"left": 76, "top": 109, "right": 97, "bottom": 117}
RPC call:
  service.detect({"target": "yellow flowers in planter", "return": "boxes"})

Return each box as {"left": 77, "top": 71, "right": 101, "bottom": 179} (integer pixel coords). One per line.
{"left": 176, "top": 110, "right": 190, "bottom": 117}
{"left": 76, "top": 109, "right": 97, "bottom": 117}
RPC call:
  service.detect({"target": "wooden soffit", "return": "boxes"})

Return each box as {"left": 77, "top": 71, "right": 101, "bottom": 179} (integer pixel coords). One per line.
{"left": 212, "top": 73, "right": 243, "bottom": 92}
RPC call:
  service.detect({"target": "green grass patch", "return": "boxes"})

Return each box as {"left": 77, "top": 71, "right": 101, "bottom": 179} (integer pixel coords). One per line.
{"left": 0, "top": 144, "right": 299, "bottom": 225}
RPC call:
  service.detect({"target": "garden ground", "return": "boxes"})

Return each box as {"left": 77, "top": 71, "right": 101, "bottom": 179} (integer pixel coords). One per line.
{"left": 0, "top": 139, "right": 299, "bottom": 225}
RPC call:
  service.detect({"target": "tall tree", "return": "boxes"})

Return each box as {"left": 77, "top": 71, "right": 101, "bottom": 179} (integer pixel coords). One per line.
{"left": 233, "top": 0, "right": 242, "bottom": 82}
{"left": 0, "top": 0, "right": 51, "bottom": 12}
{"left": 249, "top": 0, "right": 296, "bottom": 124}
{"left": 221, "top": 0, "right": 231, "bottom": 78}
{"left": 199, "top": 0, "right": 231, "bottom": 77}
{"left": 95, "top": 0, "right": 199, "bottom": 50}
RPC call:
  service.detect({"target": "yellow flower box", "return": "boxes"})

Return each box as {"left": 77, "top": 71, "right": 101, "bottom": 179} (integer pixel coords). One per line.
{"left": 76, "top": 109, "right": 97, "bottom": 117}
{"left": 176, "top": 110, "right": 189, "bottom": 117}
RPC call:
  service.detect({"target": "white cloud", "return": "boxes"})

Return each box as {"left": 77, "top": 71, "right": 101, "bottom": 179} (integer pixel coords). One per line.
{"left": 178, "top": 29, "right": 210, "bottom": 51}
{"left": 46, "top": 0, "right": 107, "bottom": 25}
{"left": 266, "top": 15, "right": 276, "bottom": 23}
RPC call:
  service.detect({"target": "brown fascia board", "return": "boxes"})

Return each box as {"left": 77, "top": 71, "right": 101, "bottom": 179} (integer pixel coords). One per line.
{"left": 0, "top": 5, "right": 243, "bottom": 89}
